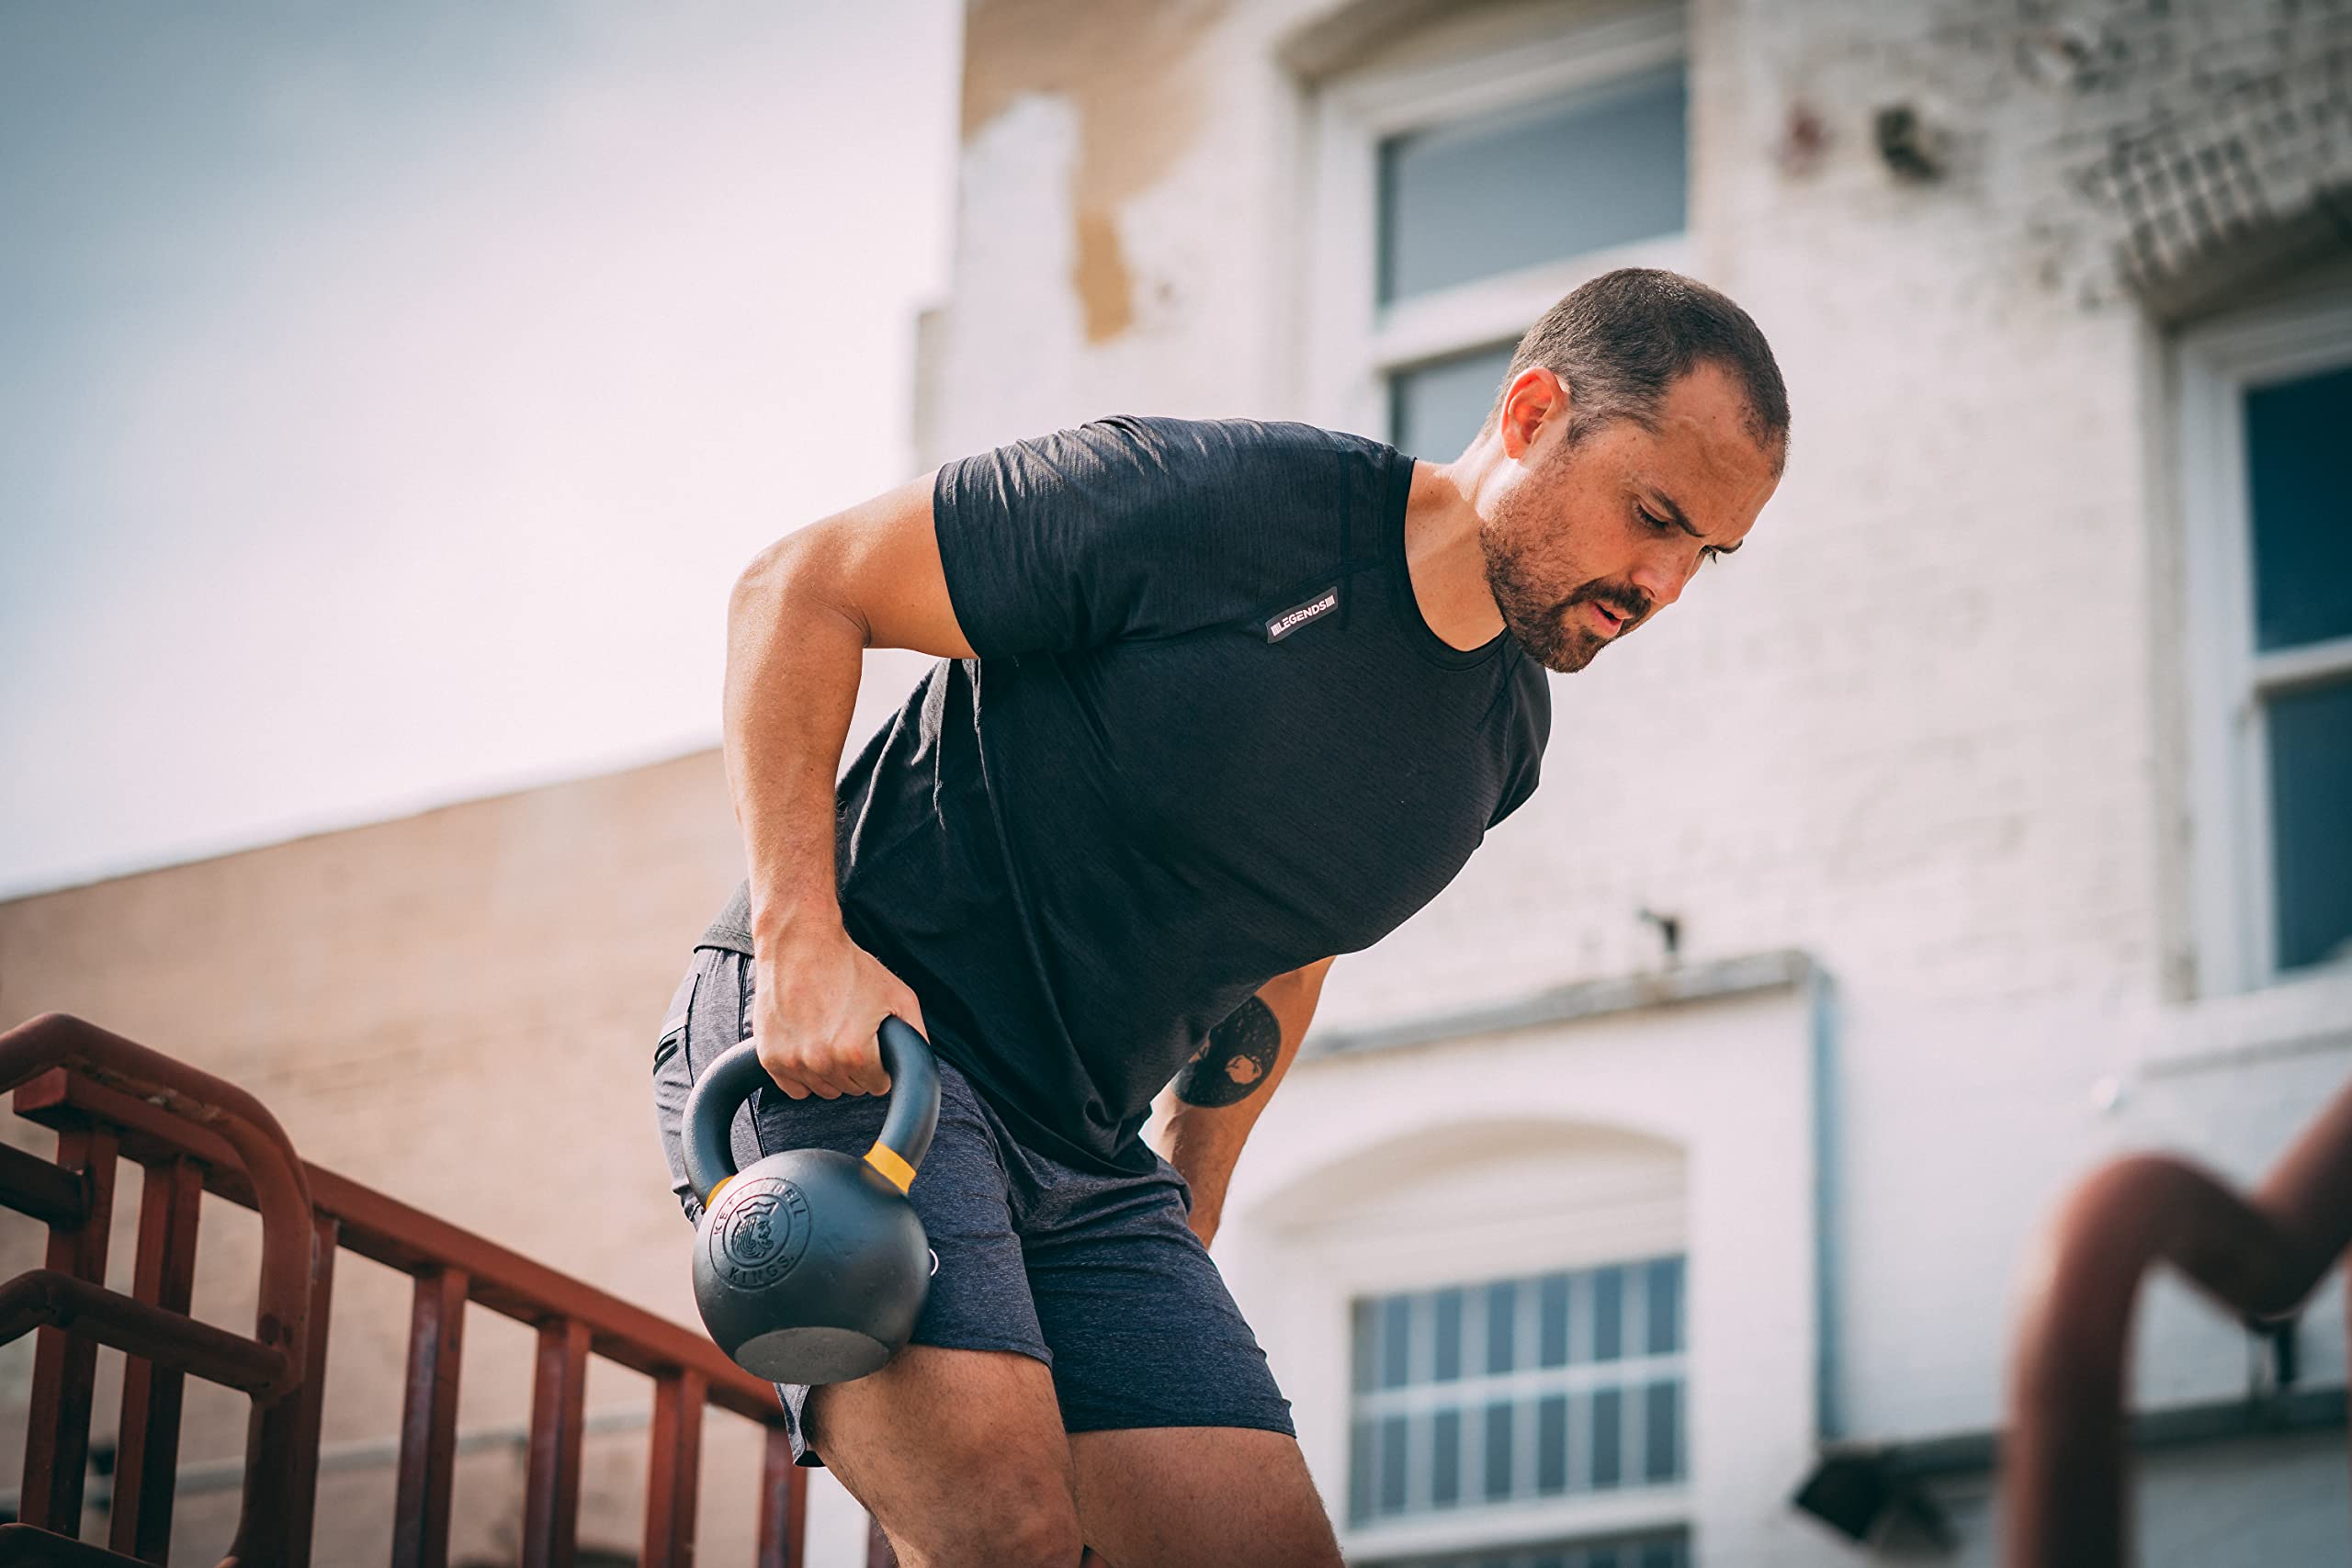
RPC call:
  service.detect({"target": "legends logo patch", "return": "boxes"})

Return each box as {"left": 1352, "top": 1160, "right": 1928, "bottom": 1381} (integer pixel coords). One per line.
{"left": 1265, "top": 585, "right": 1340, "bottom": 643}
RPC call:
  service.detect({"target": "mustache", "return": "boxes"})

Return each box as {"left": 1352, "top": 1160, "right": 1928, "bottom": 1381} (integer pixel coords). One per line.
{"left": 1562, "top": 581, "right": 1654, "bottom": 626}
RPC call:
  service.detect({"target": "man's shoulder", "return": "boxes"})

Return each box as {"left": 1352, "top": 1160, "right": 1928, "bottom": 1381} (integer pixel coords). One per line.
{"left": 1087, "top": 413, "right": 1393, "bottom": 472}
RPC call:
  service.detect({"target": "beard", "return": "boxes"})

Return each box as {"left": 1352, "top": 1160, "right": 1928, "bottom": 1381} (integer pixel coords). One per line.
{"left": 1479, "top": 504, "right": 1652, "bottom": 674}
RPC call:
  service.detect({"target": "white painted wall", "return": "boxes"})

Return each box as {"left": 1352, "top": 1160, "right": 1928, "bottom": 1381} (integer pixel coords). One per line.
{"left": 922, "top": 0, "right": 2352, "bottom": 1562}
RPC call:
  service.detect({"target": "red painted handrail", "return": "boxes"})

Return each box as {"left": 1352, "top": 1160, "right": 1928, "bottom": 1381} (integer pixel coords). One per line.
{"left": 0, "top": 1014, "right": 314, "bottom": 1394}
{"left": 2005, "top": 1071, "right": 2352, "bottom": 1566}
{"left": 2, "top": 1012, "right": 806, "bottom": 1567}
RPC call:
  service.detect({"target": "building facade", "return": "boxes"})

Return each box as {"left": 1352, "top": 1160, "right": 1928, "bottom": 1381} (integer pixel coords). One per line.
{"left": 922, "top": 0, "right": 2352, "bottom": 1563}
{"left": 5, "top": 1, "right": 2349, "bottom": 1563}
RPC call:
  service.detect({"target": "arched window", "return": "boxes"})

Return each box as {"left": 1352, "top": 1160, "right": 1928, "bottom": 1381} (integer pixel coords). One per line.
{"left": 1257, "top": 1117, "right": 1692, "bottom": 1565}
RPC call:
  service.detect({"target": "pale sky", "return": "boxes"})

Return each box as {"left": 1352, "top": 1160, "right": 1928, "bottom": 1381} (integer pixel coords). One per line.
{"left": 0, "top": 1, "right": 961, "bottom": 897}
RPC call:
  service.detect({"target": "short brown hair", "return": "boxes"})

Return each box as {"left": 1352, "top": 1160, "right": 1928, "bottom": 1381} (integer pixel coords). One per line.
{"left": 1491, "top": 268, "right": 1790, "bottom": 468}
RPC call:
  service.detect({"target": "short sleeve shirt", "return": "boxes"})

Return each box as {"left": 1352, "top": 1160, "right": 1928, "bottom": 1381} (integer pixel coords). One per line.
{"left": 707, "top": 416, "right": 1550, "bottom": 1173}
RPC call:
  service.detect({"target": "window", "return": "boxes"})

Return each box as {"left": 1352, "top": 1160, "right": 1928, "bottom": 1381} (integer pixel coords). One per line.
{"left": 1348, "top": 1256, "right": 1688, "bottom": 1548}
{"left": 1369, "top": 1531, "right": 1690, "bottom": 1568}
{"left": 1306, "top": 6, "right": 1690, "bottom": 457}
{"left": 2178, "top": 279, "right": 2352, "bottom": 990}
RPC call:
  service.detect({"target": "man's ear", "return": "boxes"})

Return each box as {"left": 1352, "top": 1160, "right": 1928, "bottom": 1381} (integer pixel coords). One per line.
{"left": 1498, "top": 366, "right": 1568, "bottom": 459}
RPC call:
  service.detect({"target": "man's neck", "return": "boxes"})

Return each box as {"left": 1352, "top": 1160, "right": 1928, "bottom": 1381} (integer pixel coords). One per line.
{"left": 1403, "top": 457, "right": 1505, "bottom": 652}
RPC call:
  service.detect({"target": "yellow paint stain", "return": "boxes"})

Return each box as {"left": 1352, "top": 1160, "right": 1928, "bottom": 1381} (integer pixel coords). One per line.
{"left": 962, "top": 0, "right": 1230, "bottom": 344}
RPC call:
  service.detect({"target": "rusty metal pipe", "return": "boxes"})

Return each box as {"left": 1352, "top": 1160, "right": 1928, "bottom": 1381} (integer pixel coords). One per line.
{"left": 0, "top": 1269, "right": 289, "bottom": 1394}
{"left": 0, "top": 1013, "right": 315, "bottom": 1396}
{"left": 2005, "top": 1072, "right": 2352, "bottom": 1567}
{"left": 0, "top": 1139, "right": 87, "bottom": 1228}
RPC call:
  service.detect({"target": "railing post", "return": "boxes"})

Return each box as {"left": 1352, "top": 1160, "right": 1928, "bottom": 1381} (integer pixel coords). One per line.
{"left": 392, "top": 1265, "right": 469, "bottom": 1568}
{"left": 642, "top": 1367, "right": 707, "bottom": 1567}
{"left": 237, "top": 1209, "right": 339, "bottom": 1567}
{"left": 108, "top": 1155, "right": 203, "bottom": 1562}
{"left": 19, "top": 1120, "right": 118, "bottom": 1533}
{"left": 758, "top": 1425, "right": 808, "bottom": 1568}
{"left": 521, "top": 1315, "right": 592, "bottom": 1568}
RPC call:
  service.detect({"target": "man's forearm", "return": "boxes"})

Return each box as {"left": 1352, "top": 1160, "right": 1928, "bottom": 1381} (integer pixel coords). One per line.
{"left": 1162, "top": 959, "right": 1332, "bottom": 1246}
{"left": 722, "top": 536, "right": 866, "bottom": 942}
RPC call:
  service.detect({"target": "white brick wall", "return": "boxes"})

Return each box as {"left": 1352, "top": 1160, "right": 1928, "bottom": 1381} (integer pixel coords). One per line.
{"left": 922, "top": 0, "right": 2352, "bottom": 1560}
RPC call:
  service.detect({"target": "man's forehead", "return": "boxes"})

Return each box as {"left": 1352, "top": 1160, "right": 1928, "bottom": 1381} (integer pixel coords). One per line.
{"left": 1634, "top": 441, "right": 1776, "bottom": 547}
{"left": 1643, "top": 377, "right": 1778, "bottom": 513}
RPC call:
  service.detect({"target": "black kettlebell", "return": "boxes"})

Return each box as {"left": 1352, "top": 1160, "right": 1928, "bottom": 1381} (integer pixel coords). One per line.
{"left": 682, "top": 1016, "right": 939, "bottom": 1383}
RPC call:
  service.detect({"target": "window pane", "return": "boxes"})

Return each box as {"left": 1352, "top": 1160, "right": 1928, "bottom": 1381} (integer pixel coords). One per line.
{"left": 1538, "top": 1393, "right": 1569, "bottom": 1494}
{"left": 1593, "top": 1267, "right": 1624, "bottom": 1360}
{"left": 1350, "top": 1416, "right": 1375, "bottom": 1522}
{"left": 1432, "top": 1407, "right": 1462, "bottom": 1507}
{"left": 2244, "top": 363, "right": 2352, "bottom": 651}
{"left": 1486, "top": 1279, "right": 1519, "bottom": 1373}
{"left": 2269, "top": 676, "right": 2352, "bottom": 971}
{"left": 1352, "top": 1298, "right": 1378, "bottom": 1393}
{"left": 1540, "top": 1272, "right": 1571, "bottom": 1366}
{"left": 1374, "top": 1534, "right": 1687, "bottom": 1568}
{"left": 1484, "top": 1400, "right": 1515, "bottom": 1500}
{"left": 1382, "top": 1295, "right": 1413, "bottom": 1388}
{"left": 1434, "top": 1287, "right": 1464, "bottom": 1382}
{"left": 1378, "top": 64, "right": 1688, "bottom": 304}
{"left": 1381, "top": 1413, "right": 1409, "bottom": 1513}
{"left": 1591, "top": 1388, "right": 1623, "bottom": 1488}
{"left": 1390, "top": 341, "right": 1514, "bottom": 459}
{"left": 1645, "top": 1258, "right": 1683, "bottom": 1354}
{"left": 1645, "top": 1379, "right": 1682, "bottom": 1482}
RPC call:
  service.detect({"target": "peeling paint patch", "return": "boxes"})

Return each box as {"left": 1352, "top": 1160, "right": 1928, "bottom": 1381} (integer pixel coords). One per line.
{"left": 961, "top": 0, "right": 1228, "bottom": 343}
{"left": 1073, "top": 208, "right": 1136, "bottom": 342}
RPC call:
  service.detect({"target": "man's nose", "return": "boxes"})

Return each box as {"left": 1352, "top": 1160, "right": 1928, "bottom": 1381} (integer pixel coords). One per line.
{"left": 1628, "top": 550, "right": 1695, "bottom": 611}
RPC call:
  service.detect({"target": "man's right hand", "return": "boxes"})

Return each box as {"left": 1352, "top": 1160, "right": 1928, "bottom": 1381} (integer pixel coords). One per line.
{"left": 752, "top": 922, "right": 927, "bottom": 1100}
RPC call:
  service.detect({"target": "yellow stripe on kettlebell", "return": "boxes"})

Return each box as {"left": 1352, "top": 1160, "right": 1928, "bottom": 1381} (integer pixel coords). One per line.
{"left": 864, "top": 1142, "right": 916, "bottom": 1194}
{"left": 707, "top": 1175, "right": 734, "bottom": 1208}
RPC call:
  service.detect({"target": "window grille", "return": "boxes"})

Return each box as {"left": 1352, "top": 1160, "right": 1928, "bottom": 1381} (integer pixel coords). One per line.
{"left": 1349, "top": 1257, "right": 1687, "bottom": 1527}
{"left": 1365, "top": 1528, "right": 1690, "bottom": 1568}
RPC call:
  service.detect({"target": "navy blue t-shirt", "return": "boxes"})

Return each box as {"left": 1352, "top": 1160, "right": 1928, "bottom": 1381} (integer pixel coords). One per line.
{"left": 705, "top": 417, "right": 1550, "bottom": 1173}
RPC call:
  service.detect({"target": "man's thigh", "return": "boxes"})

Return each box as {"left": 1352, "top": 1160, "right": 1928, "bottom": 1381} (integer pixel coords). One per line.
{"left": 808, "top": 1346, "right": 1085, "bottom": 1567}
{"left": 1069, "top": 1427, "right": 1342, "bottom": 1568}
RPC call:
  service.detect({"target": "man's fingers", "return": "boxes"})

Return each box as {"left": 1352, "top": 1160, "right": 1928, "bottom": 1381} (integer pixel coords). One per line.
{"left": 843, "top": 1032, "right": 892, "bottom": 1098}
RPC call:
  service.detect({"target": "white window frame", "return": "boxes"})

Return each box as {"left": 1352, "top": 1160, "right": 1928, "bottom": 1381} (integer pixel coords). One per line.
{"left": 2177, "top": 280, "right": 2352, "bottom": 995}
{"left": 1309, "top": 1162, "right": 1691, "bottom": 1562}
{"left": 1303, "top": 1, "right": 1693, "bottom": 444}
{"left": 1347, "top": 1258, "right": 1690, "bottom": 1545}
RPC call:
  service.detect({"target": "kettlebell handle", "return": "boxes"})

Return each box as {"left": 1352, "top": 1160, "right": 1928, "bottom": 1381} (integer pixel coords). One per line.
{"left": 682, "top": 1017, "right": 941, "bottom": 1205}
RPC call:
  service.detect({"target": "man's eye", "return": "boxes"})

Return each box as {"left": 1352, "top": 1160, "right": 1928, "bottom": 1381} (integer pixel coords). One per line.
{"left": 1639, "top": 509, "right": 1671, "bottom": 530}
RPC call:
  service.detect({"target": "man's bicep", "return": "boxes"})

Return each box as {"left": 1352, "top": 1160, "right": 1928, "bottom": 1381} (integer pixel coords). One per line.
{"left": 749, "top": 472, "right": 979, "bottom": 660}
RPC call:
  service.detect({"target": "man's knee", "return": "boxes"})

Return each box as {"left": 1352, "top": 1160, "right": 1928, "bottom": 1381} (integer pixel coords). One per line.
{"left": 918, "top": 1496, "right": 1083, "bottom": 1567}
{"left": 859, "top": 1463, "right": 1083, "bottom": 1568}
{"left": 807, "top": 1348, "right": 1085, "bottom": 1566}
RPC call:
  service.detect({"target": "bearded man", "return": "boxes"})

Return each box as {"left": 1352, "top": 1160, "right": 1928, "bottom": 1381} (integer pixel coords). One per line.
{"left": 650, "top": 266, "right": 1788, "bottom": 1567}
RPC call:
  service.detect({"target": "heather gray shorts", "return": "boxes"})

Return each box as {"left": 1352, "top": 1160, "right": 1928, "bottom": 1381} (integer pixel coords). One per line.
{"left": 648, "top": 942, "right": 1294, "bottom": 1467}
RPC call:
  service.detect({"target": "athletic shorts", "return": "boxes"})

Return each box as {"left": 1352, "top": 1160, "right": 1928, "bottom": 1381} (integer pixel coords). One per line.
{"left": 648, "top": 942, "right": 1295, "bottom": 1467}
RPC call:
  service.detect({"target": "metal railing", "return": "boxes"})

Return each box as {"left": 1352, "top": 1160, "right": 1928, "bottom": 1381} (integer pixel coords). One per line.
{"left": 0, "top": 1011, "right": 808, "bottom": 1567}
{"left": 2005, "top": 1070, "right": 2352, "bottom": 1566}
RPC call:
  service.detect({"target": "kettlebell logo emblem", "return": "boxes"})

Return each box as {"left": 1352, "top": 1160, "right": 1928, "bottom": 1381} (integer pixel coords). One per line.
{"left": 710, "top": 1176, "right": 812, "bottom": 1290}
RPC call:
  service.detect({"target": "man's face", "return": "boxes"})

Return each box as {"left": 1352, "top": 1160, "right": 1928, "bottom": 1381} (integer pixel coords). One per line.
{"left": 1481, "top": 362, "right": 1781, "bottom": 673}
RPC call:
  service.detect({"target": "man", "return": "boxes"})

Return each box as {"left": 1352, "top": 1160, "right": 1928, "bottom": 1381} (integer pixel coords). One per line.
{"left": 650, "top": 267, "right": 1788, "bottom": 1566}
